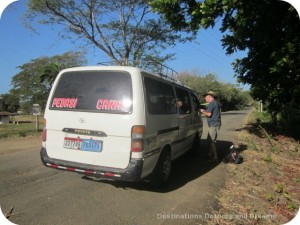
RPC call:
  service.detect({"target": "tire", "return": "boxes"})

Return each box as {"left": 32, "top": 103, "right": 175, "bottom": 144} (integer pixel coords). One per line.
{"left": 150, "top": 149, "right": 172, "bottom": 187}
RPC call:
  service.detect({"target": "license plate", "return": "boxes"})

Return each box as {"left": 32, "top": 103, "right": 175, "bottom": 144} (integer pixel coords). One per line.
{"left": 63, "top": 137, "right": 102, "bottom": 152}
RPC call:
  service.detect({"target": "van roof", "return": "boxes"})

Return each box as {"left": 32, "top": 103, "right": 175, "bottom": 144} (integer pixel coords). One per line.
{"left": 61, "top": 66, "right": 142, "bottom": 73}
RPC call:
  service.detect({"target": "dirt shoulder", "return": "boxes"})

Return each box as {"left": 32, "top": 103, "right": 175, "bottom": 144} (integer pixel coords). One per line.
{"left": 0, "top": 135, "right": 41, "bottom": 155}
{"left": 208, "top": 123, "right": 300, "bottom": 225}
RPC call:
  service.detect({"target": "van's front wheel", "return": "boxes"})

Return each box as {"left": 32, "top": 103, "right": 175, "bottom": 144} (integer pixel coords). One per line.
{"left": 150, "top": 149, "right": 171, "bottom": 187}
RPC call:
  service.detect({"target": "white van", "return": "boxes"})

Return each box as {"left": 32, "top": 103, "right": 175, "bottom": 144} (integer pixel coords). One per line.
{"left": 41, "top": 66, "right": 203, "bottom": 186}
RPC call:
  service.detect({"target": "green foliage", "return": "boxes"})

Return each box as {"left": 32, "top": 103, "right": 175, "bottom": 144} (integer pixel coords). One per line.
{"left": 287, "top": 202, "right": 297, "bottom": 211}
{"left": 263, "top": 154, "right": 272, "bottom": 163}
{"left": 273, "top": 183, "right": 284, "bottom": 193}
{"left": 255, "top": 111, "right": 272, "bottom": 124}
{"left": 8, "top": 51, "right": 86, "bottom": 113}
{"left": 40, "top": 62, "right": 60, "bottom": 88}
{"left": 266, "top": 192, "right": 274, "bottom": 201}
{"left": 150, "top": 0, "right": 205, "bottom": 31}
{"left": 176, "top": 70, "right": 252, "bottom": 111}
{"left": 255, "top": 102, "right": 299, "bottom": 138}
{"left": 150, "top": 0, "right": 300, "bottom": 137}
{"left": 0, "top": 91, "right": 20, "bottom": 113}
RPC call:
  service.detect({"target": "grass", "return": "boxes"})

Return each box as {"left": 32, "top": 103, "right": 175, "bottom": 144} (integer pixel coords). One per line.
{"left": 207, "top": 109, "right": 300, "bottom": 225}
{"left": 0, "top": 115, "right": 44, "bottom": 139}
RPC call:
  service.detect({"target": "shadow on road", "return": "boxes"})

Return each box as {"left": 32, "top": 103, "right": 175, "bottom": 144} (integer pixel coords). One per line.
{"left": 82, "top": 139, "right": 234, "bottom": 193}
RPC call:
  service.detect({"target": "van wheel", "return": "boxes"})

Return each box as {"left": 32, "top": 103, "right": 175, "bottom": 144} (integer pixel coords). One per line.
{"left": 150, "top": 149, "right": 171, "bottom": 187}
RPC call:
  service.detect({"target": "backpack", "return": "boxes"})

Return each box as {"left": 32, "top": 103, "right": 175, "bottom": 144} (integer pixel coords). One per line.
{"left": 223, "top": 145, "right": 243, "bottom": 164}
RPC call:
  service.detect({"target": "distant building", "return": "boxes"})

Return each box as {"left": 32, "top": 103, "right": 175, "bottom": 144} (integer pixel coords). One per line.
{"left": 0, "top": 112, "right": 18, "bottom": 124}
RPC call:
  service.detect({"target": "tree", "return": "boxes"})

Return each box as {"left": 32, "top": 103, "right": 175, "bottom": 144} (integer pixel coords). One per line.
{"left": 10, "top": 51, "right": 86, "bottom": 113}
{"left": 177, "top": 70, "right": 220, "bottom": 96}
{"left": 176, "top": 70, "right": 252, "bottom": 111}
{"left": 0, "top": 92, "right": 20, "bottom": 113}
{"left": 26, "top": 0, "right": 191, "bottom": 68}
{"left": 39, "top": 51, "right": 86, "bottom": 91}
{"left": 150, "top": 0, "right": 300, "bottom": 135}
{"left": 40, "top": 62, "right": 59, "bottom": 88}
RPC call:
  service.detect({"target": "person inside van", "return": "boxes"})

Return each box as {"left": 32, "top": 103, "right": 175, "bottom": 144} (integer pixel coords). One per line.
{"left": 177, "top": 99, "right": 185, "bottom": 114}
{"left": 171, "top": 98, "right": 184, "bottom": 114}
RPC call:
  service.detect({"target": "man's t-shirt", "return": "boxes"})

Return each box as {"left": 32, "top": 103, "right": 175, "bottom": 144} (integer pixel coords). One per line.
{"left": 206, "top": 100, "right": 221, "bottom": 127}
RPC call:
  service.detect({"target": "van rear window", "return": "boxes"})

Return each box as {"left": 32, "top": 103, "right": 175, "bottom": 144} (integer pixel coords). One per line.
{"left": 50, "top": 71, "right": 132, "bottom": 113}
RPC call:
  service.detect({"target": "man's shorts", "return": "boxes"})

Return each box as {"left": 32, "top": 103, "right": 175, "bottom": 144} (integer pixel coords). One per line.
{"left": 207, "top": 126, "right": 220, "bottom": 143}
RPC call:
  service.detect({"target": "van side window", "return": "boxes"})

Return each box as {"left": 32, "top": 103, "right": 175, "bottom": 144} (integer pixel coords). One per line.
{"left": 175, "top": 88, "right": 192, "bottom": 114}
{"left": 144, "top": 77, "right": 176, "bottom": 115}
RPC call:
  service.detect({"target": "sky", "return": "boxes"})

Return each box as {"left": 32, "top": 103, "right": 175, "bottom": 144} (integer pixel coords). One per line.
{"left": 0, "top": 0, "right": 299, "bottom": 95}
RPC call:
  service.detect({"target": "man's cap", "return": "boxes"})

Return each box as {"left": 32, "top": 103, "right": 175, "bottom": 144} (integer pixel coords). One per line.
{"left": 203, "top": 91, "right": 215, "bottom": 97}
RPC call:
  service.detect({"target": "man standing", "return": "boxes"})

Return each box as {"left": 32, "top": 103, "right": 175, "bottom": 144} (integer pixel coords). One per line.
{"left": 200, "top": 91, "right": 221, "bottom": 162}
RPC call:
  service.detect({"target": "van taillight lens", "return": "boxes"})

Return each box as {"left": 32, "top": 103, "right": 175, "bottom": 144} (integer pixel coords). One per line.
{"left": 131, "top": 125, "right": 145, "bottom": 152}
{"left": 42, "top": 119, "right": 47, "bottom": 142}
{"left": 131, "top": 141, "right": 143, "bottom": 152}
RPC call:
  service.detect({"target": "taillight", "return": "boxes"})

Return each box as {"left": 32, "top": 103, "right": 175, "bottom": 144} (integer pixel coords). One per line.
{"left": 41, "top": 119, "right": 47, "bottom": 142}
{"left": 131, "top": 125, "right": 145, "bottom": 152}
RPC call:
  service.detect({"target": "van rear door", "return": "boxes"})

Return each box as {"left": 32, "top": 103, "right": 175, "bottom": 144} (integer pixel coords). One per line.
{"left": 45, "top": 70, "right": 133, "bottom": 169}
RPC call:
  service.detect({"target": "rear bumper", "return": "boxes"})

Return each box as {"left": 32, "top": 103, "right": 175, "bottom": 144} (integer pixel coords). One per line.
{"left": 40, "top": 147, "right": 143, "bottom": 181}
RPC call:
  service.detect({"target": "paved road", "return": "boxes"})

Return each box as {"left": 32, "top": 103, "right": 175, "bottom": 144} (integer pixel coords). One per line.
{"left": 0, "top": 107, "right": 252, "bottom": 225}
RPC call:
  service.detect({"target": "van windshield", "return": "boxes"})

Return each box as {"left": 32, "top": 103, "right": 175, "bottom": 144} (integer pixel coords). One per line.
{"left": 50, "top": 70, "right": 132, "bottom": 113}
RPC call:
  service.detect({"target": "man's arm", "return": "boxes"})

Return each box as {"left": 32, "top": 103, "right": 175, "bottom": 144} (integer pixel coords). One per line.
{"left": 200, "top": 109, "right": 212, "bottom": 117}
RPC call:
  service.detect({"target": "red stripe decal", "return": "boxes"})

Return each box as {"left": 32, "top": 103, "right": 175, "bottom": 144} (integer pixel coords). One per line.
{"left": 50, "top": 164, "right": 59, "bottom": 169}
{"left": 104, "top": 172, "right": 115, "bottom": 177}
{"left": 85, "top": 170, "right": 95, "bottom": 175}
